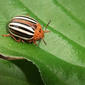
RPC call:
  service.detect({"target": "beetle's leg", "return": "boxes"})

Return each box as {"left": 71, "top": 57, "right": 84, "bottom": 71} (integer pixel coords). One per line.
{"left": 21, "top": 40, "right": 25, "bottom": 43}
{"left": 2, "top": 34, "right": 22, "bottom": 42}
{"left": 2, "top": 34, "right": 11, "bottom": 37}
{"left": 28, "top": 39, "right": 32, "bottom": 43}
{"left": 10, "top": 34, "right": 21, "bottom": 42}
{"left": 33, "top": 40, "right": 38, "bottom": 46}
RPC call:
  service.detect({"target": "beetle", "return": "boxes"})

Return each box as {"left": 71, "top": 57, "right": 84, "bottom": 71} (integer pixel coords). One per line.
{"left": 2, "top": 15, "right": 51, "bottom": 45}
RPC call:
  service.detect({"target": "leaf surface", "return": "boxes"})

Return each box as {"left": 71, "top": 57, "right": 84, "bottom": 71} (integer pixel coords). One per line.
{"left": 0, "top": 0, "right": 85, "bottom": 85}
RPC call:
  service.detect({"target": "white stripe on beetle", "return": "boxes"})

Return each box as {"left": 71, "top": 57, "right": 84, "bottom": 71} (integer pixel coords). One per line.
{"left": 13, "top": 16, "right": 37, "bottom": 24}
{"left": 9, "top": 22, "right": 34, "bottom": 32}
{"left": 9, "top": 26, "right": 34, "bottom": 36}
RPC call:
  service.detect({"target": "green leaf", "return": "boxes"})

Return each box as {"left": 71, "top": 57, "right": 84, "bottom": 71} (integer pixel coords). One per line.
{"left": 0, "top": 59, "right": 44, "bottom": 85}
{"left": 0, "top": 0, "right": 85, "bottom": 85}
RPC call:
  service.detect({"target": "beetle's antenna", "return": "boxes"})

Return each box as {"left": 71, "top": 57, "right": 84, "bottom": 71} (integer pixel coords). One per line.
{"left": 38, "top": 39, "right": 41, "bottom": 46}
{"left": 45, "top": 20, "right": 51, "bottom": 30}
{"left": 38, "top": 39, "right": 47, "bottom": 45}
{"left": 42, "top": 39, "right": 47, "bottom": 45}
{"left": 42, "top": 20, "right": 51, "bottom": 45}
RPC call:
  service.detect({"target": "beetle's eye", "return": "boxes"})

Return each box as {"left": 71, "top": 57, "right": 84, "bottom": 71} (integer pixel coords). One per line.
{"left": 33, "top": 25, "right": 37, "bottom": 28}
{"left": 39, "top": 29, "right": 41, "bottom": 32}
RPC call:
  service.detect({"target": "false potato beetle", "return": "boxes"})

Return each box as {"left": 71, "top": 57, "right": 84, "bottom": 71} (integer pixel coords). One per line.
{"left": 2, "top": 15, "right": 51, "bottom": 45}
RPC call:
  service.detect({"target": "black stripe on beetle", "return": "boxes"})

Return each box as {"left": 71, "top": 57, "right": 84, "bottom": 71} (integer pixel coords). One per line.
{"left": 9, "top": 23, "right": 34, "bottom": 34}
{"left": 9, "top": 28, "right": 33, "bottom": 39}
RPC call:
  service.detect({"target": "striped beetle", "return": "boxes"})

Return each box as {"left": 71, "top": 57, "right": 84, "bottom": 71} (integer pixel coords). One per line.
{"left": 3, "top": 15, "right": 51, "bottom": 45}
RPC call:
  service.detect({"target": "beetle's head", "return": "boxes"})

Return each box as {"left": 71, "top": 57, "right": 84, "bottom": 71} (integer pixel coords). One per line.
{"left": 34, "top": 24, "right": 44, "bottom": 41}
{"left": 34, "top": 20, "right": 51, "bottom": 45}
